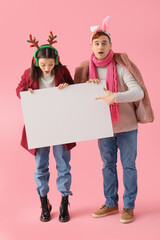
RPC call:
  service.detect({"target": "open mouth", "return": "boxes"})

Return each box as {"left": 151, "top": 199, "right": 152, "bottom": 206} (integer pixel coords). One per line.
{"left": 98, "top": 51, "right": 104, "bottom": 55}
{"left": 45, "top": 71, "right": 50, "bottom": 74}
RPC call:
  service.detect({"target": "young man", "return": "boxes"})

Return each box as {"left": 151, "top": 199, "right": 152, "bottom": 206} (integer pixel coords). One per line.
{"left": 74, "top": 16, "right": 154, "bottom": 223}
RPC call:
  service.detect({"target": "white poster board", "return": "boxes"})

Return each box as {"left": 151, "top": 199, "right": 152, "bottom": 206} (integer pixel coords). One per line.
{"left": 20, "top": 81, "right": 113, "bottom": 149}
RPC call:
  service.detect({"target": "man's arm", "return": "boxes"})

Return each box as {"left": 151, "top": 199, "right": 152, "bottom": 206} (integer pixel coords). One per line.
{"left": 114, "top": 65, "right": 144, "bottom": 103}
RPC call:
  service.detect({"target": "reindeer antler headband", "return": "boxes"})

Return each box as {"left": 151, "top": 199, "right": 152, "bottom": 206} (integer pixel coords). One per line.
{"left": 90, "top": 16, "right": 112, "bottom": 43}
{"left": 27, "top": 31, "right": 59, "bottom": 67}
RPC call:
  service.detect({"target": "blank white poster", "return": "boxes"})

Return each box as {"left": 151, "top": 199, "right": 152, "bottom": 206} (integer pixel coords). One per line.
{"left": 20, "top": 80, "right": 113, "bottom": 149}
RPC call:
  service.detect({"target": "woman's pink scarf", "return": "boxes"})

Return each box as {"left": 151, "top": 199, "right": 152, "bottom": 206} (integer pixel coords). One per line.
{"left": 89, "top": 49, "right": 119, "bottom": 122}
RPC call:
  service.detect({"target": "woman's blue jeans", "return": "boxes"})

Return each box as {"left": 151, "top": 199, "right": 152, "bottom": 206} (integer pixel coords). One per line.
{"left": 34, "top": 144, "right": 72, "bottom": 197}
{"left": 98, "top": 129, "right": 138, "bottom": 209}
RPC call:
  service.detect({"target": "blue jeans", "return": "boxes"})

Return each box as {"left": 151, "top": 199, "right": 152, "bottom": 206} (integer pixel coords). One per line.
{"left": 98, "top": 129, "right": 138, "bottom": 209}
{"left": 34, "top": 144, "right": 72, "bottom": 197}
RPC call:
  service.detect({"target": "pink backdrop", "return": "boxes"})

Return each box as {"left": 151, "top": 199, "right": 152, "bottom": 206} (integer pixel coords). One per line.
{"left": 0, "top": 0, "right": 160, "bottom": 239}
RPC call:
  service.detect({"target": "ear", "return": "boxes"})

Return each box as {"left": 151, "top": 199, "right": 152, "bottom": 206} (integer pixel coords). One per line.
{"left": 90, "top": 42, "right": 94, "bottom": 51}
{"left": 102, "top": 16, "right": 111, "bottom": 32}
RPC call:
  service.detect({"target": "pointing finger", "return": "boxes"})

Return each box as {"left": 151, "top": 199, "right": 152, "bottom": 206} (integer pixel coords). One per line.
{"left": 95, "top": 96, "right": 103, "bottom": 100}
{"left": 103, "top": 88, "right": 108, "bottom": 92}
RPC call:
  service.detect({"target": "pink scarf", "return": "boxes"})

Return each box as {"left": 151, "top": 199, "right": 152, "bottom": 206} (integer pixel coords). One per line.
{"left": 89, "top": 49, "right": 119, "bottom": 122}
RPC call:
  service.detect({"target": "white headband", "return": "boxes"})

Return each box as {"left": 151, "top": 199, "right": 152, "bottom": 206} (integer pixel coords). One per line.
{"left": 90, "top": 16, "right": 112, "bottom": 43}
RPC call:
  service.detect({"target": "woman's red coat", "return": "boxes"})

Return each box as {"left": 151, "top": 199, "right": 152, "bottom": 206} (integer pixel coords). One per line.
{"left": 16, "top": 67, "right": 76, "bottom": 156}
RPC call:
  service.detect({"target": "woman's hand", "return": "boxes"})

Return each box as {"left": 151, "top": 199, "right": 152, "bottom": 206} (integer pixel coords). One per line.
{"left": 58, "top": 83, "right": 69, "bottom": 90}
{"left": 28, "top": 88, "right": 34, "bottom": 94}
{"left": 87, "top": 79, "right": 100, "bottom": 84}
{"left": 95, "top": 88, "right": 115, "bottom": 105}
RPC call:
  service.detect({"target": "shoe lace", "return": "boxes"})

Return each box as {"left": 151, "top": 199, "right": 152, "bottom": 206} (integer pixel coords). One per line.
{"left": 41, "top": 198, "right": 49, "bottom": 213}
{"left": 100, "top": 205, "right": 107, "bottom": 209}
{"left": 61, "top": 197, "right": 70, "bottom": 211}
{"left": 123, "top": 208, "right": 131, "bottom": 215}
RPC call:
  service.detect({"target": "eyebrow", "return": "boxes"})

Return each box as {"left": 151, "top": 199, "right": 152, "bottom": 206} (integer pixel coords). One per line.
{"left": 40, "top": 61, "right": 54, "bottom": 64}
{"left": 94, "top": 40, "right": 108, "bottom": 43}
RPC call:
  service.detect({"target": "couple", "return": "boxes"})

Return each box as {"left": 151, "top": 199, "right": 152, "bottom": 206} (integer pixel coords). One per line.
{"left": 16, "top": 16, "right": 154, "bottom": 224}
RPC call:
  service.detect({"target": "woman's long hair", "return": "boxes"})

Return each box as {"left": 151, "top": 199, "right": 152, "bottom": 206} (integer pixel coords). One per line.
{"left": 30, "top": 46, "right": 64, "bottom": 80}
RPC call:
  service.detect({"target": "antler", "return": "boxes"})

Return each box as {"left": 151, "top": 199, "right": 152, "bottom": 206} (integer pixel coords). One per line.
{"left": 47, "top": 31, "right": 57, "bottom": 46}
{"left": 27, "top": 34, "right": 39, "bottom": 48}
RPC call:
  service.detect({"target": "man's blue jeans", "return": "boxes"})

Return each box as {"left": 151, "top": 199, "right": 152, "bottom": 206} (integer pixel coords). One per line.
{"left": 98, "top": 129, "right": 138, "bottom": 209}
{"left": 34, "top": 144, "right": 72, "bottom": 197}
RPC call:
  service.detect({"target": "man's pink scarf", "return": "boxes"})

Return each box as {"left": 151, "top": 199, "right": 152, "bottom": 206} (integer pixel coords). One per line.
{"left": 89, "top": 49, "right": 119, "bottom": 122}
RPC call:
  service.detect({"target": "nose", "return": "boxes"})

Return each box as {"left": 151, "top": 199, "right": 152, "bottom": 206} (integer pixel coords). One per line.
{"left": 98, "top": 44, "right": 103, "bottom": 50}
{"left": 45, "top": 65, "right": 49, "bottom": 71}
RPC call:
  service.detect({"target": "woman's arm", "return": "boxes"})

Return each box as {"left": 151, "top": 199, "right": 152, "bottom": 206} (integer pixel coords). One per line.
{"left": 63, "top": 67, "right": 74, "bottom": 85}
{"left": 16, "top": 69, "right": 30, "bottom": 98}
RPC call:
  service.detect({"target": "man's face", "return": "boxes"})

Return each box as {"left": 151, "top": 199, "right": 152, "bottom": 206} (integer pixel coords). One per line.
{"left": 91, "top": 35, "right": 112, "bottom": 60}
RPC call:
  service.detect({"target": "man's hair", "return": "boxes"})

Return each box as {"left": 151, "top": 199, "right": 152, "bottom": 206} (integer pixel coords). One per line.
{"left": 92, "top": 30, "right": 111, "bottom": 43}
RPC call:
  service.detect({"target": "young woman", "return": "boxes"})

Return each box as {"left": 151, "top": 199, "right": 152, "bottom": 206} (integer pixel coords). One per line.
{"left": 16, "top": 32, "right": 76, "bottom": 222}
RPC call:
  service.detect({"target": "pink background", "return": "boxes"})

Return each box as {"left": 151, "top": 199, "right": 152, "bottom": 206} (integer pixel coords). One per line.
{"left": 0, "top": 0, "right": 160, "bottom": 239}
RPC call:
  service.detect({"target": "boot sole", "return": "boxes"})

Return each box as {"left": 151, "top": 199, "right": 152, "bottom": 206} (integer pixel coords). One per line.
{"left": 92, "top": 210, "right": 118, "bottom": 218}
{"left": 40, "top": 216, "right": 51, "bottom": 222}
{"left": 120, "top": 218, "right": 134, "bottom": 224}
{"left": 40, "top": 205, "right": 52, "bottom": 222}
{"left": 59, "top": 217, "right": 70, "bottom": 222}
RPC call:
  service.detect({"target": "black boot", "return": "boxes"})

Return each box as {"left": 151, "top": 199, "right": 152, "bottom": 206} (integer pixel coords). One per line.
{"left": 40, "top": 196, "right": 52, "bottom": 222}
{"left": 59, "top": 196, "right": 70, "bottom": 222}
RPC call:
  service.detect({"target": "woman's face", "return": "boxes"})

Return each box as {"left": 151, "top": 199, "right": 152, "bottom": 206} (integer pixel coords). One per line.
{"left": 38, "top": 58, "right": 55, "bottom": 75}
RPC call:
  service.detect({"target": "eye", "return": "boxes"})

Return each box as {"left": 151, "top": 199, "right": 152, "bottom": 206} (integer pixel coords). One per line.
{"left": 102, "top": 43, "right": 107, "bottom": 46}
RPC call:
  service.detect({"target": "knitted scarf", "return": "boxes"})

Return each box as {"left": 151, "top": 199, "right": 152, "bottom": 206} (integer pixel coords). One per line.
{"left": 89, "top": 49, "right": 119, "bottom": 122}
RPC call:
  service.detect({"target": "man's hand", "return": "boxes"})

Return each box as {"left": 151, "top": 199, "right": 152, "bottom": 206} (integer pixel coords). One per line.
{"left": 87, "top": 79, "right": 100, "bottom": 84}
{"left": 95, "top": 88, "right": 115, "bottom": 105}
{"left": 58, "top": 83, "right": 69, "bottom": 90}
